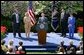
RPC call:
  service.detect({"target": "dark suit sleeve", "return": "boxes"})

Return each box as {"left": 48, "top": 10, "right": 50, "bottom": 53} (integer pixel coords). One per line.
{"left": 38, "top": 17, "right": 40, "bottom": 24}
{"left": 11, "top": 14, "right": 14, "bottom": 22}
{"left": 11, "top": 14, "right": 13, "bottom": 22}
{"left": 22, "top": 46, "right": 26, "bottom": 52}
{"left": 19, "top": 14, "right": 21, "bottom": 23}
{"left": 45, "top": 17, "right": 48, "bottom": 23}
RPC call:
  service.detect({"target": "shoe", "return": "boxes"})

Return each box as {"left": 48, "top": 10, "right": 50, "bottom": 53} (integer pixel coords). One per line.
{"left": 19, "top": 36, "right": 22, "bottom": 38}
{"left": 61, "top": 35, "right": 63, "bottom": 37}
{"left": 26, "top": 37, "right": 29, "bottom": 40}
{"left": 64, "top": 35, "right": 66, "bottom": 37}
{"left": 69, "top": 36, "right": 73, "bottom": 39}
{"left": 14, "top": 36, "right": 16, "bottom": 38}
{"left": 27, "top": 36, "right": 29, "bottom": 38}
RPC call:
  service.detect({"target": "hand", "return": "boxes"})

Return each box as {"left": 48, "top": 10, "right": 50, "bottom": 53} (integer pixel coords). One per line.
{"left": 69, "top": 24, "right": 72, "bottom": 26}
{"left": 43, "top": 22, "right": 46, "bottom": 24}
{"left": 68, "top": 24, "right": 72, "bottom": 27}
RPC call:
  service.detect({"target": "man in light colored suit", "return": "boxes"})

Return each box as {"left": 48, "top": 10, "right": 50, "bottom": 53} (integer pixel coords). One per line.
{"left": 68, "top": 13, "right": 75, "bottom": 39}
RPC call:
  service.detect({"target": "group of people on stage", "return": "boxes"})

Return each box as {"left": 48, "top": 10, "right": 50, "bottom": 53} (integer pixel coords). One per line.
{"left": 11, "top": 7, "right": 75, "bottom": 39}
{"left": 11, "top": 8, "right": 32, "bottom": 38}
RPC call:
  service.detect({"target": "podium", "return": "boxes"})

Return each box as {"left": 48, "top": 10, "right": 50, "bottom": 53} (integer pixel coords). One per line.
{"left": 38, "top": 29, "right": 46, "bottom": 45}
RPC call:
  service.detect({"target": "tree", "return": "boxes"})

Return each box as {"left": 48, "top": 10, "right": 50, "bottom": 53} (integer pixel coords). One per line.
{"left": 1, "top": 1, "right": 83, "bottom": 17}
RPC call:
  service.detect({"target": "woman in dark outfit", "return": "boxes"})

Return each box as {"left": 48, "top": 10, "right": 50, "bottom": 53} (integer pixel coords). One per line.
{"left": 51, "top": 9, "right": 59, "bottom": 32}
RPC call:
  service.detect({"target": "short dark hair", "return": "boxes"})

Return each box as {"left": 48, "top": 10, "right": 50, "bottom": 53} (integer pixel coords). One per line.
{"left": 41, "top": 12, "right": 45, "bottom": 14}
{"left": 9, "top": 48, "right": 13, "bottom": 52}
{"left": 61, "top": 41, "right": 64, "bottom": 46}
{"left": 19, "top": 41, "right": 23, "bottom": 46}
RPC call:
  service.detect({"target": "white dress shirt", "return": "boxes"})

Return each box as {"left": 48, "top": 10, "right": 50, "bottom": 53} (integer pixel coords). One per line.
{"left": 15, "top": 13, "right": 19, "bottom": 23}
{"left": 61, "top": 12, "right": 65, "bottom": 19}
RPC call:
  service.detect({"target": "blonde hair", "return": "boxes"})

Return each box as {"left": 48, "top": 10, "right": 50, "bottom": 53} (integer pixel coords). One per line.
{"left": 59, "top": 47, "right": 65, "bottom": 53}
{"left": 25, "top": 12, "right": 28, "bottom": 16}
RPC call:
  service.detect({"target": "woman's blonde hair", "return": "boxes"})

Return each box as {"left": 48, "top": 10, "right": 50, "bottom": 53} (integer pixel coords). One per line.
{"left": 25, "top": 12, "right": 28, "bottom": 16}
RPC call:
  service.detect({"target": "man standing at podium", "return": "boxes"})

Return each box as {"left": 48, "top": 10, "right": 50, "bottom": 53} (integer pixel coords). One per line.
{"left": 37, "top": 12, "right": 48, "bottom": 31}
{"left": 36, "top": 12, "right": 48, "bottom": 45}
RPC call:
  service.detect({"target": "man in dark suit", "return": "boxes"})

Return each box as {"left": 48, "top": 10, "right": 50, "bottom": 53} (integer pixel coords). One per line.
{"left": 11, "top": 8, "right": 21, "bottom": 38}
{"left": 60, "top": 9, "right": 68, "bottom": 37}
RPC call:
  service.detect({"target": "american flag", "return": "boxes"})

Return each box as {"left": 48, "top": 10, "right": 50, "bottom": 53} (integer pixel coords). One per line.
{"left": 27, "top": 1, "right": 36, "bottom": 26}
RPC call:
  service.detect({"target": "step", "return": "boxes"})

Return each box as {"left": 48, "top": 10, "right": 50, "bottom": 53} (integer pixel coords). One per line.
{"left": 25, "top": 48, "right": 56, "bottom": 50}
{"left": 26, "top": 50, "right": 56, "bottom": 52}
{"left": 16, "top": 45, "right": 58, "bottom": 48}
{"left": 16, "top": 46, "right": 57, "bottom": 52}
{"left": 26, "top": 48, "right": 56, "bottom": 52}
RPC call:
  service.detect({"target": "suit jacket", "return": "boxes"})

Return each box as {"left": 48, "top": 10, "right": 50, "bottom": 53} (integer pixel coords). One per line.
{"left": 68, "top": 16, "right": 75, "bottom": 28}
{"left": 36, "top": 17, "right": 48, "bottom": 31}
{"left": 11, "top": 13, "right": 21, "bottom": 24}
{"left": 61, "top": 13, "right": 69, "bottom": 27}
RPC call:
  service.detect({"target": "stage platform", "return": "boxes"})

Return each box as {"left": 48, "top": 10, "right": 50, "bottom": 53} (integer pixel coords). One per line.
{"left": 3, "top": 32, "right": 81, "bottom": 52}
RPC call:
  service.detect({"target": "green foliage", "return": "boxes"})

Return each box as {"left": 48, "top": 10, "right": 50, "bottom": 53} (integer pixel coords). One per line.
{"left": 1, "top": 32, "right": 6, "bottom": 40}
{"left": 76, "top": 19, "right": 83, "bottom": 27}
{"left": 1, "top": 1, "right": 83, "bottom": 16}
